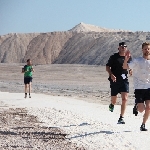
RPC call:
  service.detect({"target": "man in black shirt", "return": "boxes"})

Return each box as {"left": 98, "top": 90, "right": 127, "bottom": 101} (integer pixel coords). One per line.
{"left": 106, "top": 42, "right": 131, "bottom": 124}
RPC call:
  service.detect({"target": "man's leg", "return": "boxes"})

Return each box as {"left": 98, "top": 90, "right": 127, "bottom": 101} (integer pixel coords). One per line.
{"left": 24, "top": 84, "right": 28, "bottom": 98}
{"left": 142, "top": 100, "right": 150, "bottom": 124}
{"left": 109, "top": 80, "right": 118, "bottom": 112}
{"left": 137, "top": 103, "right": 145, "bottom": 113}
{"left": 120, "top": 92, "right": 128, "bottom": 117}
{"left": 138, "top": 101, "right": 150, "bottom": 131}
{"left": 109, "top": 96, "right": 117, "bottom": 112}
{"left": 111, "top": 96, "right": 117, "bottom": 105}
{"left": 117, "top": 92, "right": 128, "bottom": 124}
{"left": 29, "top": 82, "right": 31, "bottom": 98}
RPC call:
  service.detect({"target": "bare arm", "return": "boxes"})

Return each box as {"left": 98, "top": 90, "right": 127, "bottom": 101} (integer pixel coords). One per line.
{"left": 106, "top": 66, "right": 116, "bottom": 82}
{"left": 106, "top": 66, "right": 112, "bottom": 76}
{"left": 128, "top": 69, "right": 132, "bottom": 76}
{"left": 31, "top": 67, "right": 35, "bottom": 72}
{"left": 123, "top": 59, "right": 130, "bottom": 69}
{"left": 123, "top": 50, "right": 130, "bottom": 69}
{"left": 22, "top": 68, "right": 25, "bottom": 73}
{"left": 21, "top": 68, "right": 28, "bottom": 73}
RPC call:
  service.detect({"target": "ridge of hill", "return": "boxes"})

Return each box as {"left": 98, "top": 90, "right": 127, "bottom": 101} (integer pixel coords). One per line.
{"left": 0, "top": 23, "right": 150, "bottom": 65}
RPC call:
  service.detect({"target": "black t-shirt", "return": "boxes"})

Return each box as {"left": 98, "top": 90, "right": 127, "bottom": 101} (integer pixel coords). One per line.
{"left": 106, "top": 52, "right": 132, "bottom": 80}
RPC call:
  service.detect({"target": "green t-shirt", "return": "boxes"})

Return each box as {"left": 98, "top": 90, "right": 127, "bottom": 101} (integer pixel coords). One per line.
{"left": 24, "top": 65, "right": 33, "bottom": 77}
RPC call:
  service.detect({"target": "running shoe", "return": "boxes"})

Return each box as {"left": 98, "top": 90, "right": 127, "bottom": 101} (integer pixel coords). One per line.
{"left": 109, "top": 104, "right": 114, "bottom": 112}
{"left": 140, "top": 124, "right": 148, "bottom": 131}
{"left": 24, "top": 94, "right": 27, "bottom": 98}
{"left": 118, "top": 117, "right": 125, "bottom": 124}
{"left": 133, "top": 103, "right": 138, "bottom": 116}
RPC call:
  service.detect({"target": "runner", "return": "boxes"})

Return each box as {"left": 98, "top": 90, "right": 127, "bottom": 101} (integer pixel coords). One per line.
{"left": 106, "top": 42, "right": 132, "bottom": 124}
{"left": 123, "top": 42, "right": 150, "bottom": 131}
{"left": 22, "top": 59, "right": 34, "bottom": 98}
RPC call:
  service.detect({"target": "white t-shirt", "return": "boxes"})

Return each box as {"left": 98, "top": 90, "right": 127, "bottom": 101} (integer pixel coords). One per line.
{"left": 128, "top": 57, "right": 150, "bottom": 89}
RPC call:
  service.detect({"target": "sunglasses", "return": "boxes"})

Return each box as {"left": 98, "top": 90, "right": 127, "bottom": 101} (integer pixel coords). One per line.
{"left": 121, "top": 46, "right": 127, "bottom": 48}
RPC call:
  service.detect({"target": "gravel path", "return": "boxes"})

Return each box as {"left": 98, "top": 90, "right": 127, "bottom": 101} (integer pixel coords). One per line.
{"left": 1, "top": 92, "right": 150, "bottom": 150}
{"left": 0, "top": 102, "right": 85, "bottom": 150}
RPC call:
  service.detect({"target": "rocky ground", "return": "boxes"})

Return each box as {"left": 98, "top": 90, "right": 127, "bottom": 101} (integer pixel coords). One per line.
{"left": 0, "top": 92, "right": 149, "bottom": 150}
{"left": 0, "top": 102, "right": 85, "bottom": 150}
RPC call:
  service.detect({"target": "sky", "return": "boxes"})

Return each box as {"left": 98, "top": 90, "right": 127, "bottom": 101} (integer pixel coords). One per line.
{"left": 1, "top": 0, "right": 150, "bottom": 35}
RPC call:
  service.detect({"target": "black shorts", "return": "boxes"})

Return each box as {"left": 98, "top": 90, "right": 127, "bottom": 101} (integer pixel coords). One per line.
{"left": 24, "top": 77, "right": 32, "bottom": 84}
{"left": 134, "top": 89, "right": 150, "bottom": 103}
{"left": 109, "top": 79, "right": 129, "bottom": 96}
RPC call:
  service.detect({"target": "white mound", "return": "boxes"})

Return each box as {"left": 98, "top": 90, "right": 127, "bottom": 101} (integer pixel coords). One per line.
{"left": 69, "top": 22, "right": 129, "bottom": 32}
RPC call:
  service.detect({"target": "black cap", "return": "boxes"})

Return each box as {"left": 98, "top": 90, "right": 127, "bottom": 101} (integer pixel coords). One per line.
{"left": 119, "top": 42, "right": 127, "bottom": 47}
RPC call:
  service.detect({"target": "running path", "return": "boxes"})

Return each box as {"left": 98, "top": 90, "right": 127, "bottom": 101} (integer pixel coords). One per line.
{"left": 0, "top": 92, "right": 150, "bottom": 150}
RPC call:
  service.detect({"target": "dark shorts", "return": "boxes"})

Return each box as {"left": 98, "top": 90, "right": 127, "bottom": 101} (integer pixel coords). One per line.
{"left": 109, "top": 79, "right": 129, "bottom": 96}
{"left": 24, "top": 77, "right": 32, "bottom": 84}
{"left": 134, "top": 89, "right": 150, "bottom": 103}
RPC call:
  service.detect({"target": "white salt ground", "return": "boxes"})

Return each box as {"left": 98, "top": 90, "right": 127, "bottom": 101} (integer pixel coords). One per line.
{"left": 0, "top": 92, "right": 150, "bottom": 150}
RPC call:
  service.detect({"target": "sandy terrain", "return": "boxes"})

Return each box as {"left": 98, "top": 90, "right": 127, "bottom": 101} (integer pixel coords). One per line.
{"left": 0, "top": 64, "right": 140, "bottom": 150}
{"left": 0, "top": 92, "right": 150, "bottom": 150}
{"left": 0, "top": 101, "right": 84, "bottom": 150}
{"left": 0, "top": 64, "right": 135, "bottom": 105}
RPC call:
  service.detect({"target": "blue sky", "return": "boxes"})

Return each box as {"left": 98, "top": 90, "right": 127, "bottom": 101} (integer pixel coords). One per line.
{"left": 0, "top": 0, "right": 150, "bottom": 35}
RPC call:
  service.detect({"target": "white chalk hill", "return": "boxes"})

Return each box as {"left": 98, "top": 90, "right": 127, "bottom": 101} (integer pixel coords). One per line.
{"left": 69, "top": 22, "right": 129, "bottom": 32}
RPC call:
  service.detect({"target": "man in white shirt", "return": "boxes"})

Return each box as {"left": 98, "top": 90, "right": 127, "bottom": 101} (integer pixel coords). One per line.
{"left": 123, "top": 42, "right": 150, "bottom": 131}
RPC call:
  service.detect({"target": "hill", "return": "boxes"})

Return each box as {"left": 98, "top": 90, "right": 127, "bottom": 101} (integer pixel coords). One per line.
{"left": 69, "top": 22, "right": 129, "bottom": 32}
{"left": 0, "top": 23, "right": 150, "bottom": 65}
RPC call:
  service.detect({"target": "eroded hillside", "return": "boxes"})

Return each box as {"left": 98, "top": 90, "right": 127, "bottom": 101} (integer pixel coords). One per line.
{"left": 0, "top": 23, "right": 150, "bottom": 65}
